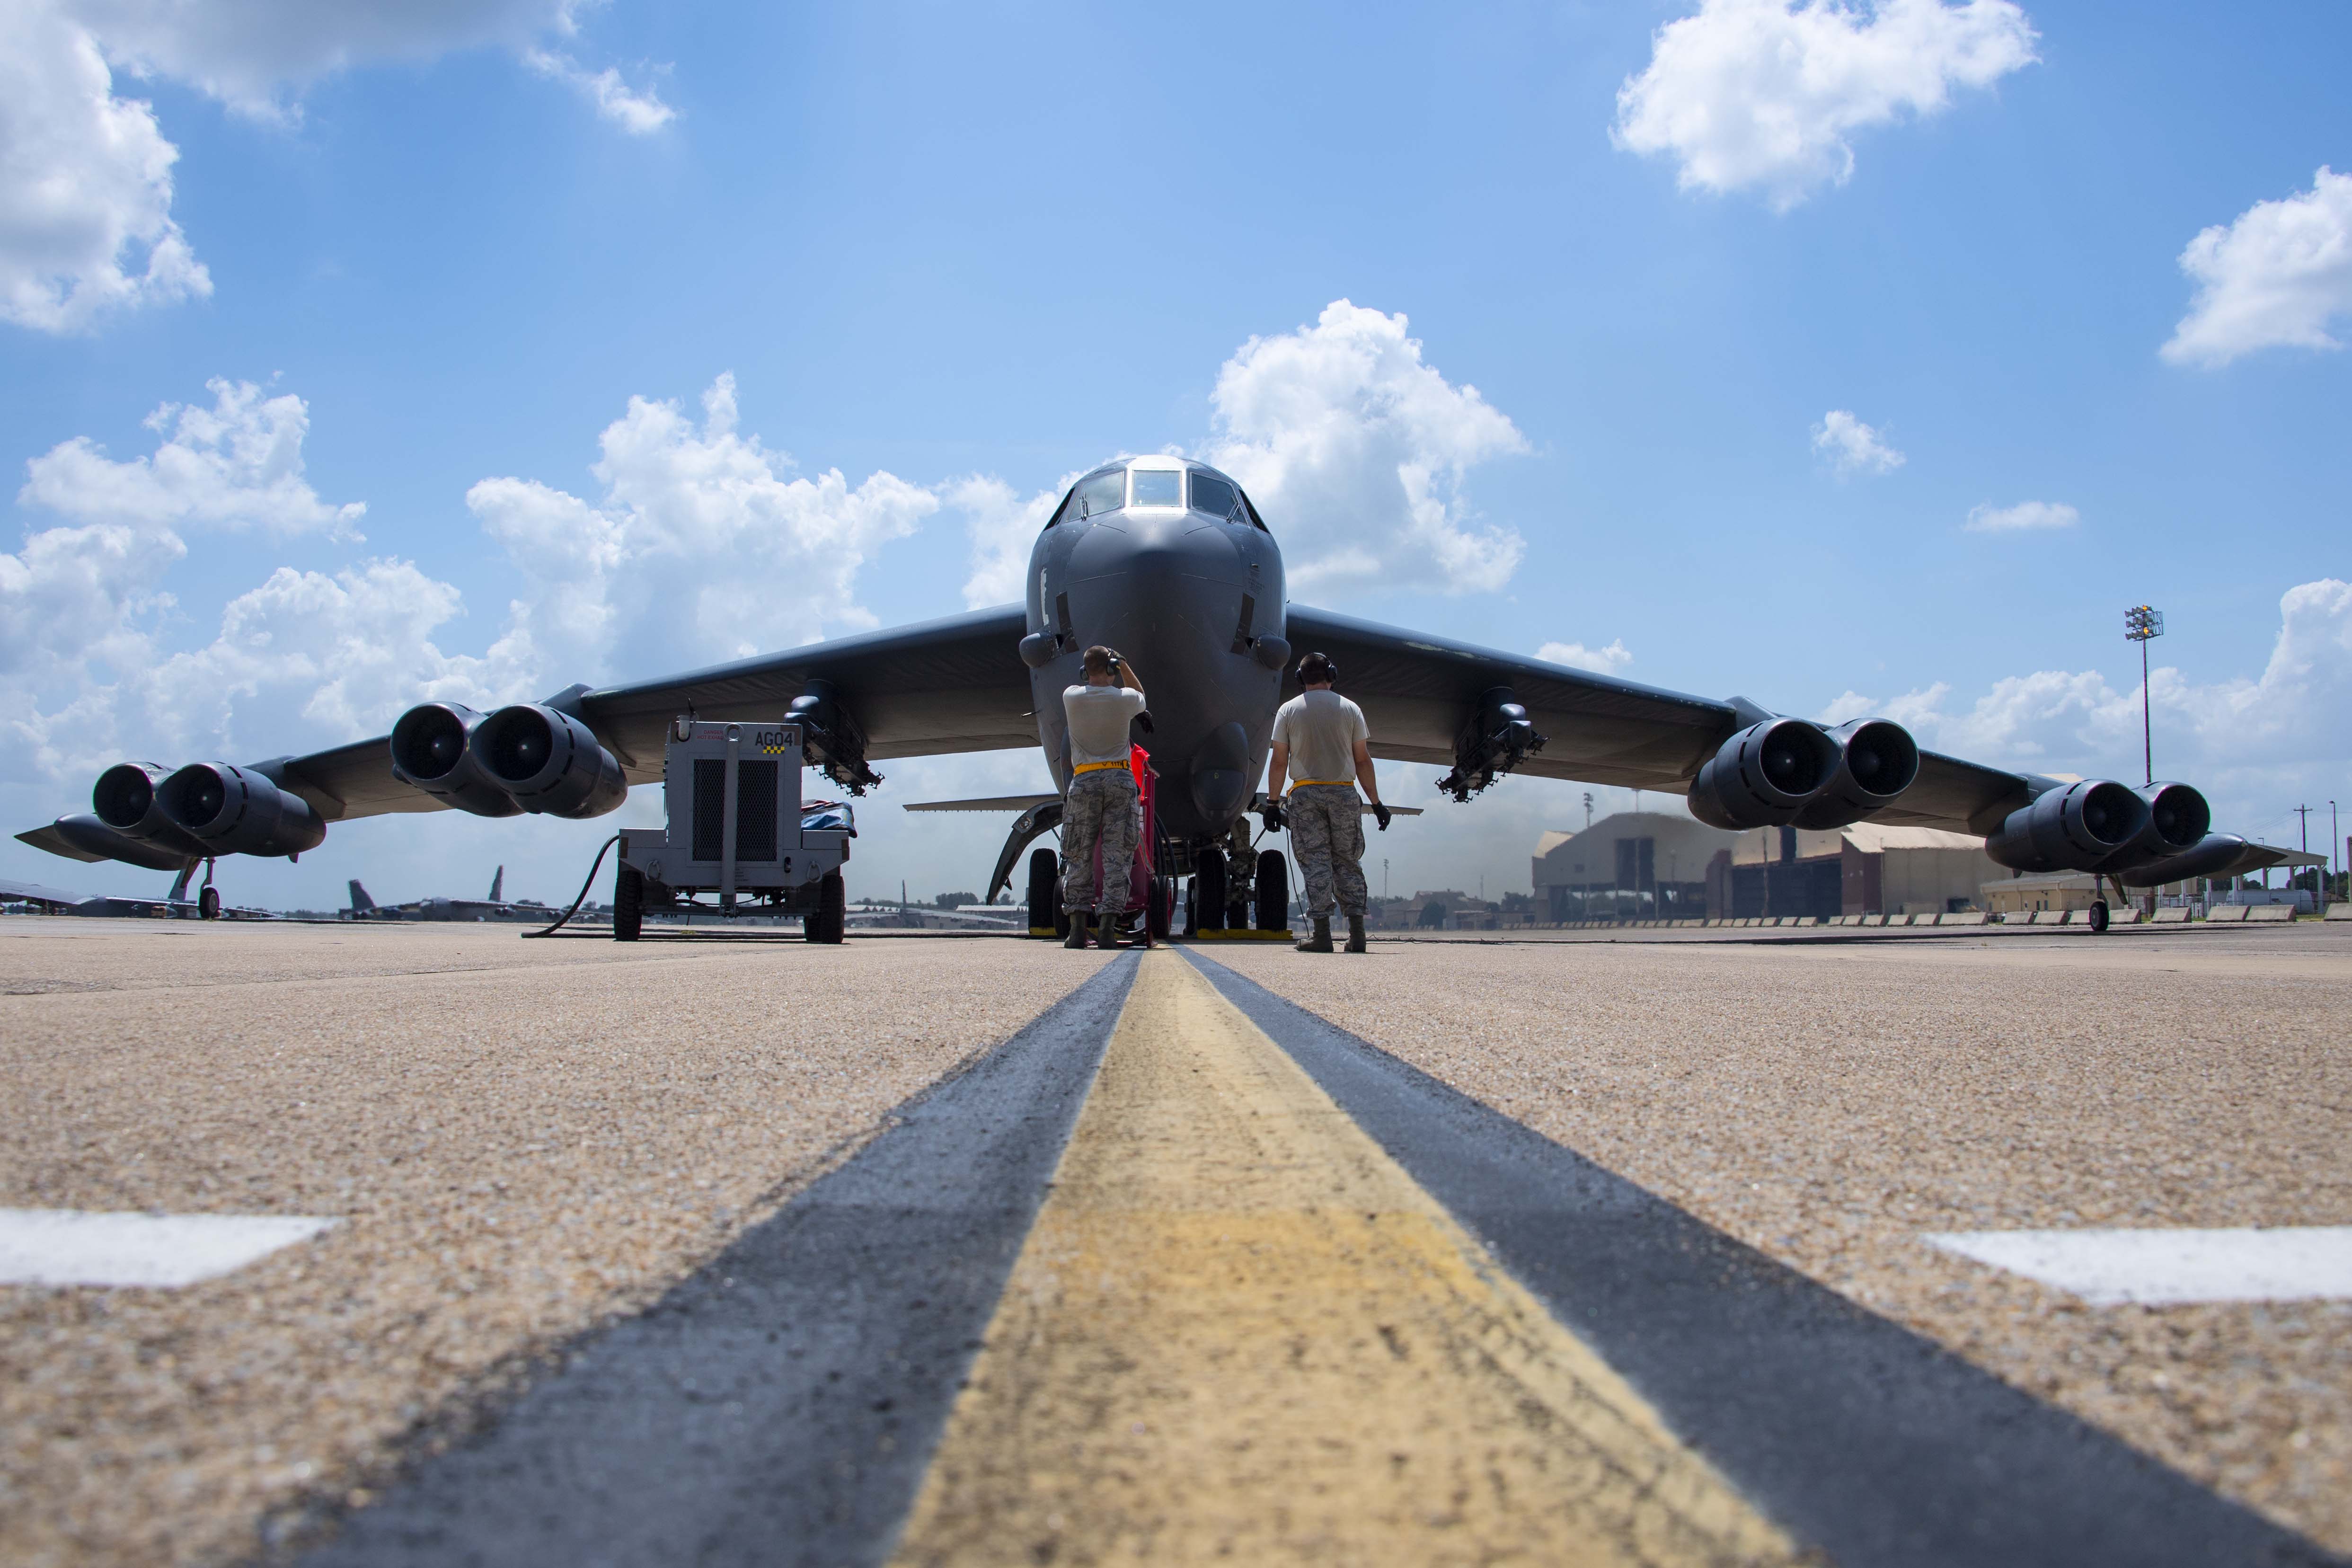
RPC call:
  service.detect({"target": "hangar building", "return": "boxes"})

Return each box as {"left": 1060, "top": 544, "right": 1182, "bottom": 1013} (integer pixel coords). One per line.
{"left": 1534, "top": 812, "right": 2001, "bottom": 921}
{"left": 1530, "top": 812, "right": 1736, "bottom": 922}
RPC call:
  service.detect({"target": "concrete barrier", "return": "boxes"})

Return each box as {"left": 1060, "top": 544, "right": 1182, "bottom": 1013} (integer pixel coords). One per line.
{"left": 2152, "top": 906, "right": 2192, "bottom": 922}
{"left": 2326, "top": 903, "right": 2352, "bottom": 921}
{"left": 2246, "top": 904, "right": 2295, "bottom": 922}
{"left": 1942, "top": 911, "right": 1989, "bottom": 926}
{"left": 2208, "top": 904, "right": 2251, "bottom": 922}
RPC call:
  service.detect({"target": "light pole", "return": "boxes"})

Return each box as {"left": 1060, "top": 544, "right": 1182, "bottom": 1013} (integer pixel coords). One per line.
{"left": 2124, "top": 605, "right": 2164, "bottom": 784}
{"left": 1583, "top": 791, "right": 1593, "bottom": 831}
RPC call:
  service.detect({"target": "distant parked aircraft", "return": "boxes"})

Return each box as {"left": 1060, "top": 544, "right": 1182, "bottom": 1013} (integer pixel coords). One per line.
{"left": 346, "top": 865, "right": 549, "bottom": 922}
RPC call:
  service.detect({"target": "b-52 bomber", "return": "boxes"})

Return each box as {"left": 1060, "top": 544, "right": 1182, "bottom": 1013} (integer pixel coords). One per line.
{"left": 17, "top": 454, "right": 2300, "bottom": 933}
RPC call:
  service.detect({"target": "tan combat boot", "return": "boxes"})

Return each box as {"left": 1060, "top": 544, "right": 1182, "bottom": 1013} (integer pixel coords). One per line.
{"left": 1062, "top": 913, "right": 1089, "bottom": 949}
{"left": 1295, "top": 916, "right": 1333, "bottom": 953}
{"left": 1344, "top": 914, "right": 1368, "bottom": 953}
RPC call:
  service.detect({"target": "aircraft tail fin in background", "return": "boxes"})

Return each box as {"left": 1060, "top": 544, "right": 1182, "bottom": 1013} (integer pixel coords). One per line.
{"left": 488, "top": 866, "right": 504, "bottom": 903}
{"left": 349, "top": 880, "right": 376, "bottom": 913}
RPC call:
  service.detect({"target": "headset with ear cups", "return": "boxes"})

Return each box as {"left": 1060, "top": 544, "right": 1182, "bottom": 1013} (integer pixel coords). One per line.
{"left": 1296, "top": 652, "right": 1338, "bottom": 686}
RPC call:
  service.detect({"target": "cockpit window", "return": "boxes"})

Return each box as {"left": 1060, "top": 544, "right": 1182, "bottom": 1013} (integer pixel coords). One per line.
{"left": 1130, "top": 468, "right": 1182, "bottom": 507}
{"left": 1189, "top": 471, "right": 1237, "bottom": 519}
{"left": 1069, "top": 468, "right": 1125, "bottom": 520}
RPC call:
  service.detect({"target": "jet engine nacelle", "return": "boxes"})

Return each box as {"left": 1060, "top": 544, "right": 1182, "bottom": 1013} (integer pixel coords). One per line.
{"left": 1687, "top": 718, "right": 1840, "bottom": 830}
{"left": 1982, "top": 779, "right": 2149, "bottom": 874}
{"left": 1791, "top": 718, "right": 1923, "bottom": 830}
{"left": 391, "top": 702, "right": 525, "bottom": 817}
{"left": 2101, "top": 780, "right": 2211, "bottom": 869}
{"left": 469, "top": 703, "right": 628, "bottom": 818}
{"left": 157, "top": 762, "right": 328, "bottom": 858}
{"left": 91, "top": 762, "right": 213, "bottom": 856}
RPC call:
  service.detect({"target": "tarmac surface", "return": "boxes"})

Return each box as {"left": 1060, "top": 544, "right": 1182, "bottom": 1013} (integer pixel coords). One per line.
{"left": 2, "top": 914, "right": 2347, "bottom": 1565}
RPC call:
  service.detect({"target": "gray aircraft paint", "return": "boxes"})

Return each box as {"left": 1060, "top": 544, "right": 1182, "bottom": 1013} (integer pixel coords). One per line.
{"left": 1024, "top": 458, "right": 1284, "bottom": 840}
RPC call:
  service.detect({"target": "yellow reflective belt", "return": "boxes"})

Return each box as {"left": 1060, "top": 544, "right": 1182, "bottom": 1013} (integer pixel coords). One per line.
{"left": 1291, "top": 779, "right": 1355, "bottom": 788}
{"left": 1073, "top": 760, "right": 1131, "bottom": 774}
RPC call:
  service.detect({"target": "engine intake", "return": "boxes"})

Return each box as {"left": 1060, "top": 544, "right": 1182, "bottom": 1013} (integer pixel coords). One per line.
{"left": 1791, "top": 719, "right": 1921, "bottom": 830}
{"left": 470, "top": 704, "right": 628, "bottom": 818}
{"left": 391, "top": 702, "right": 524, "bottom": 817}
{"left": 92, "top": 762, "right": 212, "bottom": 856}
{"left": 1983, "top": 779, "right": 2149, "bottom": 874}
{"left": 157, "top": 762, "right": 327, "bottom": 858}
{"left": 1687, "top": 718, "right": 1841, "bottom": 830}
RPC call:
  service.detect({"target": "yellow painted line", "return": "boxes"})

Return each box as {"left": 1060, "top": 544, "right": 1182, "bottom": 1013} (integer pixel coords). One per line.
{"left": 890, "top": 951, "right": 1801, "bottom": 1566}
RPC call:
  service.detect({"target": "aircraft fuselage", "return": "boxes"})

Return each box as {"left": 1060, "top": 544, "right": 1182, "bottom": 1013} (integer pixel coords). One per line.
{"left": 1024, "top": 458, "right": 1289, "bottom": 842}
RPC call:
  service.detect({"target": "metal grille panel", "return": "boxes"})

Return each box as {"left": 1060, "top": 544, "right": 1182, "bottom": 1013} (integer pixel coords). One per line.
{"left": 736, "top": 760, "right": 778, "bottom": 860}
{"left": 693, "top": 759, "right": 725, "bottom": 860}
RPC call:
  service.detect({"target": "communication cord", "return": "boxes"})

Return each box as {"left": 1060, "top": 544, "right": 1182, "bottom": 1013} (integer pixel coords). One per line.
{"left": 522, "top": 833, "right": 622, "bottom": 939}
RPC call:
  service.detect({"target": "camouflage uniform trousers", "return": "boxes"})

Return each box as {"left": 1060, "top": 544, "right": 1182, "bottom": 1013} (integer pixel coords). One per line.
{"left": 1288, "top": 783, "right": 1367, "bottom": 919}
{"left": 1060, "top": 767, "right": 1141, "bottom": 914}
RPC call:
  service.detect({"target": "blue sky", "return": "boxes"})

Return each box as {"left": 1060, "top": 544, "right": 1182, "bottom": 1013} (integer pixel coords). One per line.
{"left": 4, "top": 0, "right": 2347, "bottom": 909}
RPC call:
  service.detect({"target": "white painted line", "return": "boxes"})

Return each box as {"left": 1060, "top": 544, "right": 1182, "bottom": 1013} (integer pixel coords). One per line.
{"left": 1926, "top": 1226, "right": 2352, "bottom": 1306}
{"left": 0, "top": 1208, "right": 337, "bottom": 1288}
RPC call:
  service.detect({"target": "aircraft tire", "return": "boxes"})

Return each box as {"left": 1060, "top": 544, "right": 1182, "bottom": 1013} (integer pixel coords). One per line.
{"left": 1194, "top": 851, "right": 1227, "bottom": 936}
{"left": 1255, "top": 851, "right": 1288, "bottom": 931}
{"left": 1028, "top": 848, "right": 1061, "bottom": 939}
{"left": 2088, "top": 898, "right": 2110, "bottom": 934}
{"left": 198, "top": 885, "right": 221, "bottom": 921}
{"left": 612, "top": 864, "right": 644, "bottom": 941}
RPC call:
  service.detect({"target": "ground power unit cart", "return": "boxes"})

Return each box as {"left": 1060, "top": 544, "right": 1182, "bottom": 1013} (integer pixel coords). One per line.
{"left": 611, "top": 718, "right": 851, "bottom": 942}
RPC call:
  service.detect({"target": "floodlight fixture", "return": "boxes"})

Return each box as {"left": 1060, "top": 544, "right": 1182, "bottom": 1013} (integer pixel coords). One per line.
{"left": 2123, "top": 604, "right": 2164, "bottom": 784}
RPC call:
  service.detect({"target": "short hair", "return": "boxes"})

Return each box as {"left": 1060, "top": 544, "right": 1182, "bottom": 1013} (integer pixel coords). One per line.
{"left": 1082, "top": 645, "right": 1116, "bottom": 677}
{"left": 1298, "top": 651, "right": 1336, "bottom": 685}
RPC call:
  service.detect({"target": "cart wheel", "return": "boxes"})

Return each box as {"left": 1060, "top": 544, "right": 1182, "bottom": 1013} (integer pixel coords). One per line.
{"left": 1194, "top": 851, "right": 1226, "bottom": 937}
{"left": 809, "top": 870, "right": 846, "bottom": 943}
{"left": 1255, "top": 851, "right": 1288, "bottom": 931}
{"left": 613, "top": 863, "right": 644, "bottom": 941}
{"left": 1028, "top": 848, "right": 1061, "bottom": 939}
{"left": 1148, "top": 876, "right": 1173, "bottom": 939}
{"left": 2088, "top": 897, "right": 2110, "bottom": 934}
{"left": 198, "top": 885, "right": 221, "bottom": 921}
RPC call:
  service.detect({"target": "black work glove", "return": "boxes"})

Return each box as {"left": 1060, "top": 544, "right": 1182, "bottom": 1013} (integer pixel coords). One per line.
{"left": 1133, "top": 708, "right": 1154, "bottom": 735}
{"left": 1372, "top": 802, "right": 1392, "bottom": 831}
{"left": 1264, "top": 797, "right": 1286, "bottom": 832}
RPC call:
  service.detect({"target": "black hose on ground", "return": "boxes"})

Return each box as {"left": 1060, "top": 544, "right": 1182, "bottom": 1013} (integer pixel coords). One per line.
{"left": 522, "top": 833, "right": 622, "bottom": 939}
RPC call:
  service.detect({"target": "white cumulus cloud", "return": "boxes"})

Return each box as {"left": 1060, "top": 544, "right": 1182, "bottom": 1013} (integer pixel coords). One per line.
{"left": 1202, "top": 300, "right": 1527, "bottom": 597}
{"left": 1812, "top": 409, "right": 1905, "bottom": 474}
{"left": 68, "top": 0, "right": 574, "bottom": 123}
{"left": 467, "top": 373, "right": 937, "bottom": 682}
{"left": 21, "top": 378, "right": 365, "bottom": 539}
{"left": 1818, "top": 579, "right": 2352, "bottom": 835}
{"left": 2162, "top": 167, "right": 2352, "bottom": 369}
{"left": 522, "top": 47, "right": 674, "bottom": 134}
{"left": 943, "top": 471, "right": 1077, "bottom": 610}
{"left": 1613, "top": 0, "right": 2038, "bottom": 209}
{"left": 1539, "top": 639, "right": 1635, "bottom": 676}
{"left": 3, "top": 0, "right": 671, "bottom": 334}
{"left": 0, "top": 0, "right": 210, "bottom": 333}
{"left": 1964, "top": 498, "right": 2075, "bottom": 532}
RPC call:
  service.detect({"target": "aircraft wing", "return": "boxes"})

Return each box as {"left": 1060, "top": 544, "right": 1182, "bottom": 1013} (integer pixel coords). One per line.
{"left": 577, "top": 605, "right": 1034, "bottom": 779}
{"left": 1283, "top": 605, "right": 2037, "bottom": 834}
{"left": 29, "top": 607, "right": 1037, "bottom": 844}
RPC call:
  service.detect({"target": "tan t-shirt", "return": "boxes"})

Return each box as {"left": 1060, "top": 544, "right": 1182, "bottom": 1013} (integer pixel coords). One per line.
{"left": 1272, "top": 690, "right": 1369, "bottom": 788}
{"left": 1063, "top": 683, "right": 1145, "bottom": 767}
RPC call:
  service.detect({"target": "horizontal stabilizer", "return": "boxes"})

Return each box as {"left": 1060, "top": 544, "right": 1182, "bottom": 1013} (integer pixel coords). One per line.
{"left": 902, "top": 794, "right": 1060, "bottom": 813}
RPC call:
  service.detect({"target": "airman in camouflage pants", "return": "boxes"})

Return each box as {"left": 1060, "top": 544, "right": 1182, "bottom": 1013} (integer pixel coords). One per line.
{"left": 1287, "top": 783, "right": 1367, "bottom": 919}
{"left": 1060, "top": 768, "right": 1140, "bottom": 918}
